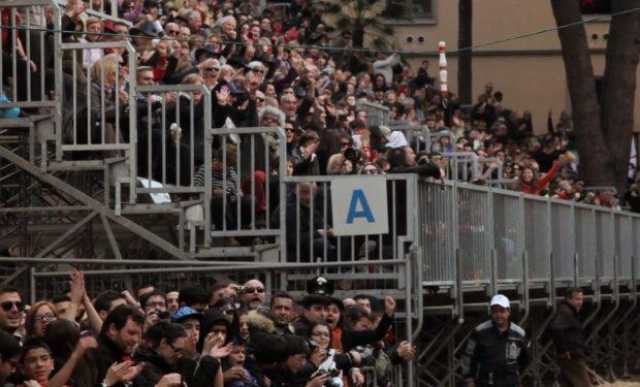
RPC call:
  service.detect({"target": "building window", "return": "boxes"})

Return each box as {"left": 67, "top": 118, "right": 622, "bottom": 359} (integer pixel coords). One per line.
{"left": 580, "top": 0, "right": 611, "bottom": 14}
{"left": 384, "top": 0, "right": 433, "bottom": 20}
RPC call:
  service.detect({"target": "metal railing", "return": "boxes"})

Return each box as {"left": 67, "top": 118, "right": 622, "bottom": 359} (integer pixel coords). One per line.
{"left": 56, "top": 40, "right": 137, "bottom": 158}
{"left": 356, "top": 100, "right": 390, "bottom": 127}
{"left": 419, "top": 179, "right": 640, "bottom": 291}
{"left": 280, "top": 174, "right": 418, "bottom": 298}
{"left": 206, "top": 126, "right": 288, "bottom": 245}
{"left": 135, "top": 84, "right": 211, "bottom": 191}
{"left": 0, "top": 0, "right": 62, "bottom": 109}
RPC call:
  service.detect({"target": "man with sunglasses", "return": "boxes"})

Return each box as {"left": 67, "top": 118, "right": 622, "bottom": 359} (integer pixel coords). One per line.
{"left": 0, "top": 287, "right": 23, "bottom": 341}
{"left": 239, "top": 279, "right": 266, "bottom": 311}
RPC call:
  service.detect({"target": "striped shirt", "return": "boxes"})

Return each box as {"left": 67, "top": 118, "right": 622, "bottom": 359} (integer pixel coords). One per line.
{"left": 193, "top": 164, "right": 241, "bottom": 202}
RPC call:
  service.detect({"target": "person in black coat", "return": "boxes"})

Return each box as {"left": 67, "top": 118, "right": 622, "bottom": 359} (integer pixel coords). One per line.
{"left": 462, "top": 295, "right": 529, "bottom": 387}
{"left": 551, "top": 288, "right": 593, "bottom": 387}
{"left": 132, "top": 321, "right": 221, "bottom": 387}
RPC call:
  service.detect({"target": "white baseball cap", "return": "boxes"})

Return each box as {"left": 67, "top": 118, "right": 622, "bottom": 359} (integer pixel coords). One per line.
{"left": 490, "top": 294, "right": 510, "bottom": 309}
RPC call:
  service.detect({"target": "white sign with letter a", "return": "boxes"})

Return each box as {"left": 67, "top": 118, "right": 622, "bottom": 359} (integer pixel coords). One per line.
{"left": 331, "top": 176, "right": 389, "bottom": 236}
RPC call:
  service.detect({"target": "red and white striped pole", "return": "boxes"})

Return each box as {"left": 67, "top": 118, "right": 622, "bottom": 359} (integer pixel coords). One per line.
{"left": 438, "top": 41, "right": 448, "bottom": 96}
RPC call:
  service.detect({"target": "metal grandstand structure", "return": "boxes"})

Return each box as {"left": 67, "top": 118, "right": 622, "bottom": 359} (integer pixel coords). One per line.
{"left": 0, "top": 1, "right": 639, "bottom": 386}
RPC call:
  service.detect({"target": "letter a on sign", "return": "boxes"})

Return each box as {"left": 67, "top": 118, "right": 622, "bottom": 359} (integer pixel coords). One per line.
{"left": 346, "top": 189, "right": 375, "bottom": 224}
{"left": 331, "top": 177, "right": 388, "bottom": 236}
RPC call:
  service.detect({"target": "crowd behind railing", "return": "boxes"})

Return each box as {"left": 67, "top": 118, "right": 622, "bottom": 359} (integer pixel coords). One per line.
{"left": 4, "top": 0, "right": 640, "bottom": 215}
{"left": 0, "top": 272, "right": 417, "bottom": 387}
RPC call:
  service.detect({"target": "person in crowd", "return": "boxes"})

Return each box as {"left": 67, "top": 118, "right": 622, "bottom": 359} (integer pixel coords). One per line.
{"left": 171, "top": 306, "right": 203, "bottom": 357}
{"left": 551, "top": 288, "right": 592, "bottom": 387}
{"left": 166, "top": 291, "right": 180, "bottom": 316}
{"left": 94, "top": 305, "right": 145, "bottom": 384}
{"left": 0, "top": 330, "right": 21, "bottom": 385}
{"left": 271, "top": 292, "right": 296, "bottom": 336}
{"left": 24, "top": 301, "right": 57, "bottom": 340}
{"left": 462, "top": 295, "right": 530, "bottom": 387}
{"left": 239, "top": 279, "right": 266, "bottom": 311}
{"left": 0, "top": 288, "right": 23, "bottom": 340}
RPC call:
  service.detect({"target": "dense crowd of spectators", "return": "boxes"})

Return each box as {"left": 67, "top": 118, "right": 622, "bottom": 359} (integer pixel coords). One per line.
{"left": 0, "top": 272, "right": 415, "bottom": 387}
{"left": 4, "top": 0, "right": 637, "bottom": 213}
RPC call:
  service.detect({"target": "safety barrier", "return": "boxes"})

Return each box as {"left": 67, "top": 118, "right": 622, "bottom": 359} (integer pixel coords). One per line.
{"left": 206, "top": 126, "right": 288, "bottom": 243}
{"left": 0, "top": 0, "right": 61, "bottom": 109}
{"left": 56, "top": 40, "right": 137, "bottom": 158}
{"left": 356, "top": 100, "right": 390, "bottom": 127}
{"left": 419, "top": 179, "right": 640, "bottom": 291}
{"left": 135, "top": 84, "right": 211, "bottom": 191}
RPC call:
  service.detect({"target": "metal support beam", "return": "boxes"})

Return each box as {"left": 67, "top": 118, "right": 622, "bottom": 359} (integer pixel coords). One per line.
{"left": 0, "top": 145, "right": 189, "bottom": 260}
{"left": 100, "top": 214, "right": 122, "bottom": 260}
{"left": 35, "top": 211, "right": 98, "bottom": 258}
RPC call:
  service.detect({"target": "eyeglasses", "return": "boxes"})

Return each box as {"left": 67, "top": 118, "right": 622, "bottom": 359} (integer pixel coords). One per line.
{"left": 35, "top": 314, "right": 56, "bottom": 322}
{"left": 244, "top": 287, "right": 265, "bottom": 294}
{"left": 0, "top": 301, "right": 23, "bottom": 312}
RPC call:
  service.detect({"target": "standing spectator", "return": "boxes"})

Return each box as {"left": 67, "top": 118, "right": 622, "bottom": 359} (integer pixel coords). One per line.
{"left": 0, "top": 330, "right": 20, "bottom": 384}
{"left": 0, "top": 287, "right": 23, "bottom": 341}
{"left": 551, "top": 288, "right": 592, "bottom": 387}
{"left": 462, "top": 295, "right": 530, "bottom": 387}
{"left": 271, "top": 292, "right": 296, "bottom": 336}
{"left": 94, "top": 305, "right": 145, "bottom": 384}
{"left": 239, "top": 279, "right": 266, "bottom": 311}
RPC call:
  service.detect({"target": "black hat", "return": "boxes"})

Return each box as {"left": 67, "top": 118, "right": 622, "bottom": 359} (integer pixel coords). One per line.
{"left": 307, "top": 276, "right": 334, "bottom": 296}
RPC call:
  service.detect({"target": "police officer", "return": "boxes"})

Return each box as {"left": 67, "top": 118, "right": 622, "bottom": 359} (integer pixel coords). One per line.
{"left": 462, "top": 295, "right": 530, "bottom": 387}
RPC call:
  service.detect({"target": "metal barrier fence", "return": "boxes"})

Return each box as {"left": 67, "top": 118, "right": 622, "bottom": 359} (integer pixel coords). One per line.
{"left": 280, "top": 173, "right": 417, "bottom": 267}
{"left": 0, "top": 0, "right": 61, "bottom": 109}
{"left": 420, "top": 179, "right": 640, "bottom": 293}
{"left": 206, "top": 126, "right": 288, "bottom": 243}
{"left": 134, "top": 84, "right": 211, "bottom": 192}
{"left": 356, "top": 100, "right": 390, "bottom": 127}
{"left": 57, "top": 40, "right": 137, "bottom": 158}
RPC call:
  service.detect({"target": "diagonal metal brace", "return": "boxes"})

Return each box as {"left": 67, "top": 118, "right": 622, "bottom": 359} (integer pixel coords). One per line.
{"left": 0, "top": 145, "right": 189, "bottom": 260}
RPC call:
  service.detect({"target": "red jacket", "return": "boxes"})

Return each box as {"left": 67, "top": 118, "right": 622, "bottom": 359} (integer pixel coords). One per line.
{"left": 521, "top": 161, "right": 561, "bottom": 195}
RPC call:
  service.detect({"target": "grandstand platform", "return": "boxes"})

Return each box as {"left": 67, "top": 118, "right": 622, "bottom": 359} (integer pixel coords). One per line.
{"left": 1, "top": 0, "right": 639, "bottom": 385}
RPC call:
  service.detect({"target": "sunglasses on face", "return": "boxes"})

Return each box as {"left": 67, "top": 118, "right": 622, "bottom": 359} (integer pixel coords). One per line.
{"left": 244, "top": 287, "right": 265, "bottom": 293}
{"left": 1, "top": 301, "right": 23, "bottom": 312}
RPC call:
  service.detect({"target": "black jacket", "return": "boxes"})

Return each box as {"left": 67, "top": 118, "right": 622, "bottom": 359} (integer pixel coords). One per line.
{"left": 132, "top": 347, "right": 172, "bottom": 387}
{"left": 342, "top": 313, "right": 394, "bottom": 351}
{"left": 93, "top": 335, "right": 130, "bottom": 386}
{"left": 462, "top": 321, "right": 530, "bottom": 387}
{"left": 551, "top": 301, "right": 587, "bottom": 358}
{"left": 132, "top": 346, "right": 221, "bottom": 387}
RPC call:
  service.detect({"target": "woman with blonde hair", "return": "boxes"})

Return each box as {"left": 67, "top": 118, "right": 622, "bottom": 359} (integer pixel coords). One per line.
{"left": 326, "top": 153, "right": 353, "bottom": 175}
